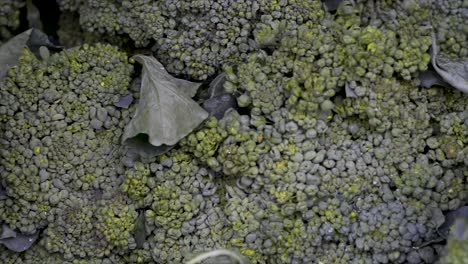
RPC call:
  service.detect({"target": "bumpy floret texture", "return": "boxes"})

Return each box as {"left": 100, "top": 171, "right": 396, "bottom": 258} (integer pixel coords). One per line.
{"left": 0, "top": 0, "right": 25, "bottom": 42}
{"left": 1, "top": 0, "right": 467, "bottom": 263}
{"left": 56, "top": 11, "right": 131, "bottom": 49}
{"left": 43, "top": 196, "right": 138, "bottom": 260}
{"left": 56, "top": 0, "right": 326, "bottom": 80}
{"left": 219, "top": 1, "right": 467, "bottom": 263}
{"left": 142, "top": 152, "right": 229, "bottom": 263}
{"left": 432, "top": 0, "right": 468, "bottom": 58}
{"left": 56, "top": 0, "right": 83, "bottom": 12}
{"left": 0, "top": 43, "right": 139, "bottom": 260}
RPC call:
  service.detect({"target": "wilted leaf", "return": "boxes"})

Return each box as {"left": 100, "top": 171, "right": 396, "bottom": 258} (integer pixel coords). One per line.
{"left": 134, "top": 212, "right": 146, "bottom": 248}
{"left": 431, "top": 33, "right": 468, "bottom": 93}
{"left": 202, "top": 73, "right": 237, "bottom": 120}
{"left": 114, "top": 93, "right": 133, "bottom": 108}
{"left": 122, "top": 55, "right": 208, "bottom": 153}
{"left": 439, "top": 206, "right": 468, "bottom": 238}
{"left": 0, "top": 224, "right": 39, "bottom": 252}
{"left": 418, "top": 70, "right": 449, "bottom": 88}
{"left": 0, "top": 224, "right": 16, "bottom": 239}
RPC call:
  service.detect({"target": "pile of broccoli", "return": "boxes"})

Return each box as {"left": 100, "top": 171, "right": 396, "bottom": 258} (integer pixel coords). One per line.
{"left": 0, "top": 0, "right": 467, "bottom": 263}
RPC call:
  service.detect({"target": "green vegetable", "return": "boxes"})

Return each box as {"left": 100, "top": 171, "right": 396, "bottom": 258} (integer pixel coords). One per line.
{"left": 0, "top": 29, "right": 57, "bottom": 77}
{"left": 0, "top": 1, "right": 467, "bottom": 263}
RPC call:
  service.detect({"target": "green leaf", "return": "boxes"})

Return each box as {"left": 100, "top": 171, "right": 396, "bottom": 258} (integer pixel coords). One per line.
{"left": 122, "top": 55, "right": 208, "bottom": 153}
{"left": 431, "top": 32, "right": 468, "bottom": 94}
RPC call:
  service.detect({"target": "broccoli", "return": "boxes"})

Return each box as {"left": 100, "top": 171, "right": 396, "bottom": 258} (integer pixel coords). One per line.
{"left": 55, "top": 0, "right": 326, "bottom": 80}
{"left": 0, "top": 0, "right": 25, "bottom": 43}
{"left": 432, "top": 0, "right": 468, "bottom": 59}
{"left": 0, "top": 43, "right": 136, "bottom": 260}
{"left": 0, "top": 0, "right": 467, "bottom": 263}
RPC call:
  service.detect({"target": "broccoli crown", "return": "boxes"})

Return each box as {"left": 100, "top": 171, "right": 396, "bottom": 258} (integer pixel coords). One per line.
{"left": 432, "top": 0, "right": 468, "bottom": 58}
{"left": 0, "top": 43, "right": 137, "bottom": 260}
{"left": 56, "top": 0, "right": 326, "bottom": 80}
{"left": 57, "top": 0, "right": 468, "bottom": 81}
{"left": 0, "top": 0, "right": 467, "bottom": 263}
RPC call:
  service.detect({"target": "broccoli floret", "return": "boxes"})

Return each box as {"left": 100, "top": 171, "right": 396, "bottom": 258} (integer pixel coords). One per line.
{"left": 433, "top": 0, "right": 468, "bottom": 59}
{"left": 0, "top": 43, "right": 135, "bottom": 259}
{"left": 95, "top": 201, "right": 138, "bottom": 251}
{"left": 56, "top": 0, "right": 325, "bottom": 80}
{"left": 210, "top": 1, "right": 467, "bottom": 262}
{"left": 120, "top": 162, "right": 152, "bottom": 208}
{"left": 56, "top": 11, "right": 131, "bottom": 49}
{"left": 0, "top": 0, "right": 26, "bottom": 42}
